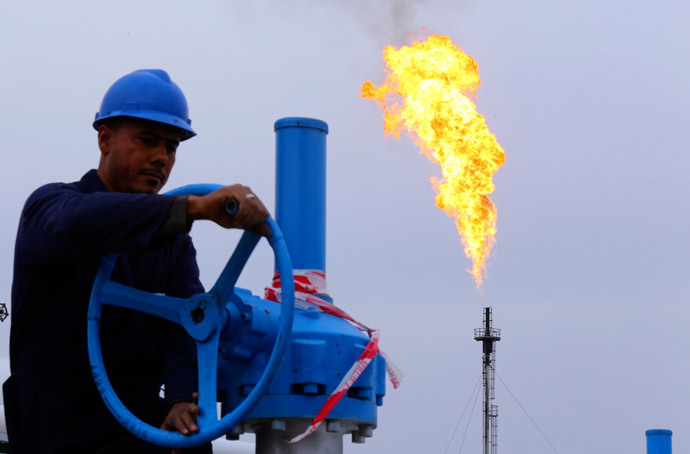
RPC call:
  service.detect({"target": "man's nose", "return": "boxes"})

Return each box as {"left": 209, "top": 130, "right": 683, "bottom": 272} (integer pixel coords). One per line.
{"left": 150, "top": 143, "right": 168, "bottom": 165}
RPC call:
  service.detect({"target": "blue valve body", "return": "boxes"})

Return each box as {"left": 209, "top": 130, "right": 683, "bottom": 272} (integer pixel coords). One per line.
{"left": 219, "top": 289, "right": 386, "bottom": 424}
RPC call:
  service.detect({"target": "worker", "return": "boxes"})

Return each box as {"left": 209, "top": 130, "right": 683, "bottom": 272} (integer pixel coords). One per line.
{"left": 3, "top": 69, "right": 269, "bottom": 453}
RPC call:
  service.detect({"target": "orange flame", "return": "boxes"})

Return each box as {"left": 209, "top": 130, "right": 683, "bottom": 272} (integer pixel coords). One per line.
{"left": 361, "top": 34, "right": 505, "bottom": 288}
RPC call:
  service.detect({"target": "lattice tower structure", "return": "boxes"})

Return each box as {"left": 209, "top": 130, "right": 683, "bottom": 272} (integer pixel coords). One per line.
{"left": 474, "top": 307, "right": 501, "bottom": 454}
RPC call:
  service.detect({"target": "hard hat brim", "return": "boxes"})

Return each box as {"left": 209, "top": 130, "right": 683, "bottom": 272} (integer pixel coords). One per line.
{"left": 93, "top": 111, "right": 196, "bottom": 141}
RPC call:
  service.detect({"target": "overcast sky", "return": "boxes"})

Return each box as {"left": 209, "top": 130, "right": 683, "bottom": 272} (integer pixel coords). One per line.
{"left": 1, "top": 1, "right": 689, "bottom": 453}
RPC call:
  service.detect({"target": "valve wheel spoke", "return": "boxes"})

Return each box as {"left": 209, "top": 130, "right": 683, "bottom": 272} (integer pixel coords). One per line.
{"left": 196, "top": 329, "right": 220, "bottom": 428}
{"left": 209, "top": 231, "right": 261, "bottom": 303}
{"left": 100, "top": 280, "right": 186, "bottom": 325}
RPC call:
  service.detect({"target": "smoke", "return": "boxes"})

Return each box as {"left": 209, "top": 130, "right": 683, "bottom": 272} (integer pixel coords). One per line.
{"left": 318, "top": 0, "right": 437, "bottom": 45}
{"left": 223, "top": 1, "right": 467, "bottom": 47}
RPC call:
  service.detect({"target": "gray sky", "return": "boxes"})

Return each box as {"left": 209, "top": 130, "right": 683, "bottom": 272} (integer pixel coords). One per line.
{"left": 2, "top": 0, "right": 689, "bottom": 452}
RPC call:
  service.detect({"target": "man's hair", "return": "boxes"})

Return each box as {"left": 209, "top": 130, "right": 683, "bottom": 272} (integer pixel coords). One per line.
{"left": 98, "top": 117, "right": 125, "bottom": 134}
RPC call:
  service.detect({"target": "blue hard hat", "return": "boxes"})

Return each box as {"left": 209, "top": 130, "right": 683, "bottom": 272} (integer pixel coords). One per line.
{"left": 93, "top": 69, "right": 196, "bottom": 141}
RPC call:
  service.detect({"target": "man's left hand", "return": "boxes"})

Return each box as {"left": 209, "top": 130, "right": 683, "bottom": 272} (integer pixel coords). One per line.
{"left": 161, "top": 392, "right": 202, "bottom": 453}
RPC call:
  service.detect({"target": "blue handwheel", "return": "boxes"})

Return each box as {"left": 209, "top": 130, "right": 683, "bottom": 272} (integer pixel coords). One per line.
{"left": 87, "top": 184, "right": 295, "bottom": 448}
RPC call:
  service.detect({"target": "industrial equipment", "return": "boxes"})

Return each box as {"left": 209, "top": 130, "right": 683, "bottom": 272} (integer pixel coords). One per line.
{"left": 646, "top": 429, "right": 672, "bottom": 454}
{"left": 87, "top": 118, "right": 388, "bottom": 453}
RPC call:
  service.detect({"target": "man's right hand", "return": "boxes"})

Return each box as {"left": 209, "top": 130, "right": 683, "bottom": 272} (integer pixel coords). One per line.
{"left": 186, "top": 185, "right": 271, "bottom": 236}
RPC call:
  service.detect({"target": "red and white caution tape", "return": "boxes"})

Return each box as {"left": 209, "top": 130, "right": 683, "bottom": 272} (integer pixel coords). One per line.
{"left": 264, "top": 270, "right": 402, "bottom": 443}
{"left": 287, "top": 330, "right": 380, "bottom": 443}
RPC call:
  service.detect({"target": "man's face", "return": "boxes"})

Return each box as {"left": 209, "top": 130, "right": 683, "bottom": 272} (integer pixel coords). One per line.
{"left": 97, "top": 118, "right": 182, "bottom": 194}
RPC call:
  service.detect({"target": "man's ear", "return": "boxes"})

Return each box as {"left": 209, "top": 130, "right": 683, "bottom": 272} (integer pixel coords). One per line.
{"left": 98, "top": 124, "right": 113, "bottom": 155}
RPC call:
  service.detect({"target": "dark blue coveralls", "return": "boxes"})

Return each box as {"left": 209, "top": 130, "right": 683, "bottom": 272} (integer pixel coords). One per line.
{"left": 4, "top": 170, "right": 211, "bottom": 453}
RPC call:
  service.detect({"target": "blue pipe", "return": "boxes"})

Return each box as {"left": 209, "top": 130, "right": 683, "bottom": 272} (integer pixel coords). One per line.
{"left": 274, "top": 117, "right": 329, "bottom": 272}
{"left": 646, "top": 429, "right": 672, "bottom": 454}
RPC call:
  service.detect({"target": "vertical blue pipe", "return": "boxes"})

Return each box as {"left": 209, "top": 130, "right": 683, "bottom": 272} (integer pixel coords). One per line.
{"left": 274, "top": 117, "right": 329, "bottom": 272}
{"left": 646, "top": 429, "right": 672, "bottom": 454}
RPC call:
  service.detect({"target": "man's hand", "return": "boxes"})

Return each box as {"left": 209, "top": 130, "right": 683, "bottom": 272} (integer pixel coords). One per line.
{"left": 187, "top": 185, "right": 271, "bottom": 236}
{"left": 161, "top": 393, "right": 201, "bottom": 436}
{"left": 161, "top": 393, "right": 202, "bottom": 453}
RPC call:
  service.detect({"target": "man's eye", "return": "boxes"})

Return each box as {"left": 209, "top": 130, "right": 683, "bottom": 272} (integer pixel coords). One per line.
{"left": 140, "top": 137, "right": 157, "bottom": 146}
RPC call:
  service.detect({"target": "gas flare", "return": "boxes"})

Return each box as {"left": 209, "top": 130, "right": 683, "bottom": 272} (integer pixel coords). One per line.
{"left": 361, "top": 34, "right": 505, "bottom": 287}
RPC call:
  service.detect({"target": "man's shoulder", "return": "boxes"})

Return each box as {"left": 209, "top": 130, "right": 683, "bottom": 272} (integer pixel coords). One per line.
{"left": 23, "top": 180, "right": 79, "bottom": 211}
{"left": 24, "top": 170, "right": 101, "bottom": 206}
{"left": 29, "top": 180, "right": 78, "bottom": 196}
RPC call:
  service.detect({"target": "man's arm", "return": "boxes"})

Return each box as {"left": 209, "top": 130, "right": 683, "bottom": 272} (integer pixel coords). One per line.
{"left": 17, "top": 182, "right": 270, "bottom": 265}
{"left": 17, "top": 183, "right": 178, "bottom": 263}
